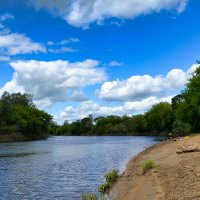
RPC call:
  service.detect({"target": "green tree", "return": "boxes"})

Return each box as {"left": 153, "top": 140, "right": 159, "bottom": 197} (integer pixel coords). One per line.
{"left": 145, "top": 102, "right": 173, "bottom": 134}
{"left": 174, "top": 63, "right": 200, "bottom": 132}
{"left": 0, "top": 92, "right": 53, "bottom": 140}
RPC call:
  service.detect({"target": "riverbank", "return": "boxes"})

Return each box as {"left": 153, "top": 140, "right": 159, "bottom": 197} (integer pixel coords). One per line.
{"left": 0, "top": 133, "right": 48, "bottom": 143}
{"left": 110, "top": 134, "right": 200, "bottom": 200}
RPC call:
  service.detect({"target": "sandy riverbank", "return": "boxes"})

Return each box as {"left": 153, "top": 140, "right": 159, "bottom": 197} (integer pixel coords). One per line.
{"left": 110, "top": 135, "right": 200, "bottom": 200}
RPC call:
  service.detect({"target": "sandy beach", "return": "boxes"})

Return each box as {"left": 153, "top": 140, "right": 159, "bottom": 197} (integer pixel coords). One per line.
{"left": 110, "top": 135, "right": 200, "bottom": 200}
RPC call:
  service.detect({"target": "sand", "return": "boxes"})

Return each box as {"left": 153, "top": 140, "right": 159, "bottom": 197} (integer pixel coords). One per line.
{"left": 110, "top": 135, "right": 200, "bottom": 200}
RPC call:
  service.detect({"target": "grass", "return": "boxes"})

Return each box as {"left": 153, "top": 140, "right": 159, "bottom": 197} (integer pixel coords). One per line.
{"left": 82, "top": 169, "right": 119, "bottom": 199}
{"left": 98, "top": 183, "right": 109, "bottom": 195}
{"left": 104, "top": 169, "right": 119, "bottom": 185}
{"left": 98, "top": 169, "right": 119, "bottom": 196}
{"left": 142, "top": 160, "right": 156, "bottom": 174}
{"left": 81, "top": 193, "right": 98, "bottom": 200}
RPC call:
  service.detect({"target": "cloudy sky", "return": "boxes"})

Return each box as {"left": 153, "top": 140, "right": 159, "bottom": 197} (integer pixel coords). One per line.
{"left": 0, "top": 0, "right": 200, "bottom": 123}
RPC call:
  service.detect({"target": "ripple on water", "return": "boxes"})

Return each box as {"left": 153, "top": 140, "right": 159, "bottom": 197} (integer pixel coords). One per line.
{"left": 0, "top": 136, "right": 158, "bottom": 200}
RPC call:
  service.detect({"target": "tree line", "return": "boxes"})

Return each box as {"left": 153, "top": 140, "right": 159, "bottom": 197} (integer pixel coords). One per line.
{"left": 0, "top": 92, "right": 54, "bottom": 141}
{"left": 55, "top": 63, "right": 200, "bottom": 137}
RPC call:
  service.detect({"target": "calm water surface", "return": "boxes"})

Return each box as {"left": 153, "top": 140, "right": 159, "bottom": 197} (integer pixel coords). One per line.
{"left": 0, "top": 136, "right": 158, "bottom": 200}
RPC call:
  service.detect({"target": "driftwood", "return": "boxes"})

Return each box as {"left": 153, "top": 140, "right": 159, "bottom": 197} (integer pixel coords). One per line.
{"left": 176, "top": 143, "right": 200, "bottom": 154}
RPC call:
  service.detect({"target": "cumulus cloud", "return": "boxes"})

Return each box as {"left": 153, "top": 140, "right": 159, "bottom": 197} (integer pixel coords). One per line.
{"left": 0, "top": 13, "right": 46, "bottom": 56}
{"left": 69, "top": 90, "right": 88, "bottom": 102}
{"left": 97, "top": 64, "right": 198, "bottom": 101}
{"left": 0, "top": 59, "right": 106, "bottom": 108}
{"left": 33, "top": 0, "right": 188, "bottom": 28}
{"left": 57, "top": 95, "right": 173, "bottom": 122}
{"left": 123, "top": 96, "right": 173, "bottom": 111}
{"left": 0, "top": 32, "right": 46, "bottom": 55}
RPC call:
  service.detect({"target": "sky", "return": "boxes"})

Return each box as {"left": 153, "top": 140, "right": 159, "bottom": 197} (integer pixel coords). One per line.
{"left": 0, "top": 0, "right": 200, "bottom": 123}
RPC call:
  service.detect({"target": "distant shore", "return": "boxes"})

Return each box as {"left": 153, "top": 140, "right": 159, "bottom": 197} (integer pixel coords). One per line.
{"left": 110, "top": 134, "right": 200, "bottom": 200}
{"left": 0, "top": 133, "right": 48, "bottom": 143}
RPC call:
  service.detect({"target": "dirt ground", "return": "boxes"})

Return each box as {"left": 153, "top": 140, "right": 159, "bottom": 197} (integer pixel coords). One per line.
{"left": 110, "top": 135, "right": 200, "bottom": 200}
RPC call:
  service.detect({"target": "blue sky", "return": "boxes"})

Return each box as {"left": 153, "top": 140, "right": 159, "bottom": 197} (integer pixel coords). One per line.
{"left": 0, "top": 0, "right": 200, "bottom": 123}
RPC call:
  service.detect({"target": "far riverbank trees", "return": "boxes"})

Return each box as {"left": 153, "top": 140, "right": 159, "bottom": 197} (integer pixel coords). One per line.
{"left": 56, "top": 63, "right": 200, "bottom": 136}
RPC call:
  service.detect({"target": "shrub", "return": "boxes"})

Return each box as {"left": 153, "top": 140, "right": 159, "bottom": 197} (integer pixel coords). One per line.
{"left": 98, "top": 183, "right": 110, "bottom": 195}
{"left": 104, "top": 170, "right": 119, "bottom": 185}
{"left": 98, "top": 170, "right": 119, "bottom": 196}
{"left": 172, "top": 120, "right": 191, "bottom": 136}
{"left": 81, "top": 193, "right": 98, "bottom": 200}
{"left": 142, "top": 160, "right": 156, "bottom": 174}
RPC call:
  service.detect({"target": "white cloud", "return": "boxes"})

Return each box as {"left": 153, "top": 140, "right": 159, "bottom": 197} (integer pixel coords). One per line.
{"left": 69, "top": 90, "right": 88, "bottom": 102}
{"left": 48, "top": 46, "right": 76, "bottom": 53}
{"left": 0, "top": 13, "right": 14, "bottom": 22}
{"left": 0, "top": 59, "right": 106, "bottom": 108}
{"left": 97, "top": 64, "right": 198, "bottom": 101}
{"left": 60, "top": 38, "right": 80, "bottom": 44}
{"left": 34, "top": 99, "right": 52, "bottom": 109}
{"left": 0, "top": 13, "right": 46, "bottom": 57}
{"left": 33, "top": 0, "right": 188, "bottom": 28}
{"left": 124, "top": 96, "right": 173, "bottom": 111}
{"left": 58, "top": 100, "right": 123, "bottom": 122}
{"left": 47, "top": 38, "right": 80, "bottom": 46}
{"left": 47, "top": 37, "right": 79, "bottom": 53}
{"left": 108, "top": 61, "right": 123, "bottom": 67}
{"left": 58, "top": 95, "right": 173, "bottom": 122}
{"left": 47, "top": 41, "right": 55, "bottom": 46}
{"left": 0, "top": 32, "right": 46, "bottom": 55}
{"left": 0, "top": 55, "right": 10, "bottom": 61}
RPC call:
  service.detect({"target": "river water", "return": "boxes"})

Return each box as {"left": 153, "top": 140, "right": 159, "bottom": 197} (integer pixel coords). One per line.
{"left": 0, "top": 136, "right": 158, "bottom": 200}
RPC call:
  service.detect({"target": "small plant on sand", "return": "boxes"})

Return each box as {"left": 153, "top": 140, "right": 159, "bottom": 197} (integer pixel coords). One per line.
{"left": 142, "top": 160, "right": 156, "bottom": 174}
{"left": 98, "top": 183, "right": 110, "bottom": 195}
{"left": 104, "top": 170, "right": 119, "bottom": 186}
{"left": 98, "top": 169, "right": 119, "bottom": 196}
{"left": 81, "top": 193, "right": 98, "bottom": 200}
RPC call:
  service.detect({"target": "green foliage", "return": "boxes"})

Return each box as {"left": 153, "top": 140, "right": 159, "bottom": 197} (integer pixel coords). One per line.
{"left": 172, "top": 120, "right": 191, "bottom": 136}
{"left": 171, "top": 94, "right": 184, "bottom": 110}
{"left": 142, "top": 160, "right": 156, "bottom": 174}
{"left": 98, "top": 183, "right": 110, "bottom": 195}
{"left": 173, "top": 64, "right": 200, "bottom": 133}
{"left": 0, "top": 91, "right": 54, "bottom": 140}
{"left": 104, "top": 170, "right": 119, "bottom": 185}
{"left": 98, "top": 169, "right": 119, "bottom": 196}
{"left": 81, "top": 193, "right": 98, "bottom": 200}
{"left": 146, "top": 102, "right": 173, "bottom": 133}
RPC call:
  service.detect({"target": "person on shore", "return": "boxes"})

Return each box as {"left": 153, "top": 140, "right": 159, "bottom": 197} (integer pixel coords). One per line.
{"left": 168, "top": 133, "right": 172, "bottom": 140}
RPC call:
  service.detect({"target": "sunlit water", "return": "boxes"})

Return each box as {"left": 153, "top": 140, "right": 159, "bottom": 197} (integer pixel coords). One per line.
{"left": 0, "top": 136, "right": 159, "bottom": 200}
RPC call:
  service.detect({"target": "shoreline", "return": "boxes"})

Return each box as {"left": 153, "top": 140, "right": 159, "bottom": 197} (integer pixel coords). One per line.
{"left": 0, "top": 134, "right": 163, "bottom": 143}
{"left": 0, "top": 133, "right": 49, "bottom": 143}
{"left": 110, "top": 134, "right": 200, "bottom": 200}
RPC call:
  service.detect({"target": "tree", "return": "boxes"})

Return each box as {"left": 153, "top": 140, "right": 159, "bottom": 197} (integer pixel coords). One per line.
{"left": 175, "top": 63, "right": 200, "bottom": 132}
{"left": 0, "top": 92, "right": 53, "bottom": 140}
{"left": 145, "top": 102, "right": 173, "bottom": 134}
{"left": 172, "top": 120, "right": 191, "bottom": 136}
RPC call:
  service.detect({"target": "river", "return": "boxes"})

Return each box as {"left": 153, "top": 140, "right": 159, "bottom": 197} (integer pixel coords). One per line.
{"left": 0, "top": 136, "right": 159, "bottom": 200}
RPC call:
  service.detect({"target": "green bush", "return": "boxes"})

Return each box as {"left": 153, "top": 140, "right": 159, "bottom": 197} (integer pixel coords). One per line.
{"left": 81, "top": 193, "right": 98, "bottom": 200}
{"left": 104, "top": 170, "right": 119, "bottom": 185}
{"left": 98, "top": 183, "right": 110, "bottom": 195}
{"left": 142, "top": 160, "right": 156, "bottom": 174}
{"left": 172, "top": 120, "right": 191, "bottom": 136}
{"left": 98, "top": 169, "right": 119, "bottom": 196}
